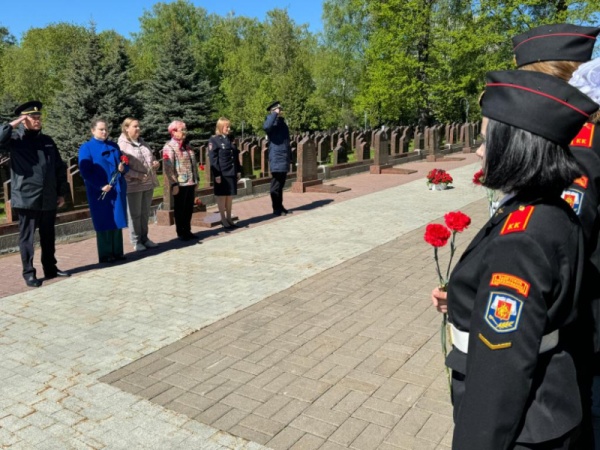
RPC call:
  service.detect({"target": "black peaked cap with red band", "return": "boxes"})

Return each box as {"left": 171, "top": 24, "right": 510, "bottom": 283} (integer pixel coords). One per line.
{"left": 482, "top": 70, "right": 599, "bottom": 146}
{"left": 513, "top": 23, "right": 600, "bottom": 67}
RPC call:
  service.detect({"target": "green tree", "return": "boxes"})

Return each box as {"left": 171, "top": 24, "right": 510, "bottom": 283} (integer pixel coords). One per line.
{"left": 46, "top": 28, "right": 137, "bottom": 157}
{"left": 0, "top": 24, "right": 89, "bottom": 108}
{"left": 130, "top": 0, "right": 214, "bottom": 83}
{"left": 254, "top": 9, "right": 316, "bottom": 132}
{"left": 141, "top": 28, "right": 215, "bottom": 149}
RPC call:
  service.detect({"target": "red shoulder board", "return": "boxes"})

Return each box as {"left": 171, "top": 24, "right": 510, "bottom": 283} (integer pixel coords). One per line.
{"left": 500, "top": 205, "right": 535, "bottom": 236}
{"left": 574, "top": 176, "right": 589, "bottom": 189}
{"left": 570, "top": 123, "right": 595, "bottom": 148}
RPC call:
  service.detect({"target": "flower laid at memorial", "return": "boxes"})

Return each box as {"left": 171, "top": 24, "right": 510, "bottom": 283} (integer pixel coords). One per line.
{"left": 194, "top": 197, "right": 203, "bottom": 206}
{"left": 99, "top": 155, "right": 129, "bottom": 200}
{"left": 473, "top": 169, "right": 500, "bottom": 216}
{"left": 424, "top": 211, "right": 472, "bottom": 390}
{"left": 426, "top": 168, "right": 453, "bottom": 190}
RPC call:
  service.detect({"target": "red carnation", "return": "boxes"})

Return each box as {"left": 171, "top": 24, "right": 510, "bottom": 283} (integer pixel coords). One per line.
{"left": 424, "top": 223, "right": 451, "bottom": 247}
{"left": 199, "top": 164, "right": 205, "bottom": 171}
{"left": 120, "top": 155, "right": 129, "bottom": 165}
{"left": 473, "top": 169, "right": 485, "bottom": 186}
{"left": 162, "top": 153, "right": 170, "bottom": 160}
{"left": 194, "top": 198, "right": 202, "bottom": 206}
{"left": 444, "top": 211, "right": 471, "bottom": 233}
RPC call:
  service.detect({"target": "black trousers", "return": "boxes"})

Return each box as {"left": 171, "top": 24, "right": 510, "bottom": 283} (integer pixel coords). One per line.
{"left": 16, "top": 208, "right": 57, "bottom": 279}
{"left": 270, "top": 172, "right": 287, "bottom": 213}
{"left": 174, "top": 185, "right": 195, "bottom": 237}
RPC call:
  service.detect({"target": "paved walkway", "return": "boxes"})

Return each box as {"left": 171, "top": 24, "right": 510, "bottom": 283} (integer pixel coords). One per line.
{"left": 0, "top": 155, "right": 486, "bottom": 449}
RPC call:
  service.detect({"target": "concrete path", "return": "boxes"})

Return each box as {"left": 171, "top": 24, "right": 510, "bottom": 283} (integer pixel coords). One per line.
{"left": 0, "top": 156, "right": 487, "bottom": 449}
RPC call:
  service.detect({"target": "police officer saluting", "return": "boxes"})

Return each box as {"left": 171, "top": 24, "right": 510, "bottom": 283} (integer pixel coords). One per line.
{"left": 0, "top": 101, "right": 70, "bottom": 287}
{"left": 263, "top": 101, "right": 292, "bottom": 216}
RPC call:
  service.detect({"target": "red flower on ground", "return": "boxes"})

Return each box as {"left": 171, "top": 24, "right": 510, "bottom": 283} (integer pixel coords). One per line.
{"left": 194, "top": 198, "right": 202, "bottom": 206}
{"left": 444, "top": 211, "right": 471, "bottom": 233}
{"left": 120, "top": 155, "right": 129, "bottom": 165}
{"left": 473, "top": 169, "right": 485, "bottom": 186}
{"left": 424, "top": 224, "right": 452, "bottom": 247}
{"left": 427, "top": 168, "right": 453, "bottom": 185}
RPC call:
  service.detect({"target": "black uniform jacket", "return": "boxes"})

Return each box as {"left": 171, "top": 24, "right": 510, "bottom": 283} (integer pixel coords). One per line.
{"left": 207, "top": 135, "right": 241, "bottom": 179}
{"left": 0, "top": 124, "right": 67, "bottom": 210}
{"left": 446, "top": 195, "right": 584, "bottom": 449}
{"left": 565, "top": 123, "right": 600, "bottom": 359}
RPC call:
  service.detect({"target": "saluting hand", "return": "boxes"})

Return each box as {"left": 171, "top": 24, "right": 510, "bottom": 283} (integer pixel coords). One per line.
{"left": 9, "top": 115, "right": 27, "bottom": 129}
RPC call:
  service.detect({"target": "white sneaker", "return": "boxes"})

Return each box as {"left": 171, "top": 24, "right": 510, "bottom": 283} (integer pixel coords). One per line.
{"left": 144, "top": 240, "right": 158, "bottom": 248}
{"left": 134, "top": 243, "right": 147, "bottom": 251}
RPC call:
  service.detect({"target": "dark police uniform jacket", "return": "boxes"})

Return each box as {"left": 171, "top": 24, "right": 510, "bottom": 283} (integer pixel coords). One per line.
{"left": 207, "top": 135, "right": 241, "bottom": 178}
{"left": 564, "top": 123, "right": 600, "bottom": 362}
{"left": 446, "top": 195, "right": 584, "bottom": 449}
{"left": 0, "top": 124, "right": 67, "bottom": 211}
{"left": 263, "top": 112, "right": 291, "bottom": 173}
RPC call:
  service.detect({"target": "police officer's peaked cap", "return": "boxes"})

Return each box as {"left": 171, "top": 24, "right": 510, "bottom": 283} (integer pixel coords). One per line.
{"left": 14, "top": 100, "right": 43, "bottom": 116}
{"left": 513, "top": 24, "right": 600, "bottom": 68}
{"left": 482, "top": 70, "right": 599, "bottom": 146}
{"left": 266, "top": 101, "right": 282, "bottom": 112}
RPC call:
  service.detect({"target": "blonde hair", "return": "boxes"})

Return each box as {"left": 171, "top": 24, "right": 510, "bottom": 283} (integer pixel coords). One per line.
{"left": 215, "top": 117, "right": 231, "bottom": 135}
{"left": 121, "top": 117, "right": 139, "bottom": 139}
{"left": 520, "top": 61, "right": 583, "bottom": 82}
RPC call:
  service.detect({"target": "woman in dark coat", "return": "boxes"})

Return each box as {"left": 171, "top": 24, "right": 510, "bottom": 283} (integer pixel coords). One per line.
{"left": 208, "top": 117, "right": 241, "bottom": 228}
{"left": 78, "top": 118, "right": 129, "bottom": 263}
{"left": 431, "top": 70, "right": 597, "bottom": 449}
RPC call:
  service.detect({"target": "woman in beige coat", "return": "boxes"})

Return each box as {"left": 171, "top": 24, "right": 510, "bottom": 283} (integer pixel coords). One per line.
{"left": 118, "top": 118, "right": 160, "bottom": 251}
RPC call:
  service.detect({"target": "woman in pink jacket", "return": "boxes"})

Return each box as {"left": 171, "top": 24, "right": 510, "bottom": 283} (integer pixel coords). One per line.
{"left": 118, "top": 118, "right": 160, "bottom": 251}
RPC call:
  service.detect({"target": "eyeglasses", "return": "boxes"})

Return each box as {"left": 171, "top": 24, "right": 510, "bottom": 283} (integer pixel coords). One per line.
{"left": 177, "top": 129, "right": 187, "bottom": 133}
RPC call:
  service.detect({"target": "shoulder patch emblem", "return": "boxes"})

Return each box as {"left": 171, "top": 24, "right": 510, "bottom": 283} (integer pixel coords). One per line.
{"left": 562, "top": 188, "right": 584, "bottom": 215}
{"left": 485, "top": 291, "right": 523, "bottom": 333}
{"left": 573, "top": 176, "right": 589, "bottom": 189}
{"left": 570, "top": 123, "right": 595, "bottom": 148}
{"left": 490, "top": 273, "right": 530, "bottom": 297}
{"left": 500, "top": 205, "right": 534, "bottom": 235}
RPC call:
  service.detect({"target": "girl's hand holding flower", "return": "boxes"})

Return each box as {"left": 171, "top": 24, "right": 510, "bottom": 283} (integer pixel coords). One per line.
{"left": 431, "top": 287, "right": 448, "bottom": 313}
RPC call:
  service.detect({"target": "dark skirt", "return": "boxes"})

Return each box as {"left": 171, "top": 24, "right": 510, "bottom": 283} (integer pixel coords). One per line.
{"left": 214, "top": 176, "right": 237, "bottom": 196}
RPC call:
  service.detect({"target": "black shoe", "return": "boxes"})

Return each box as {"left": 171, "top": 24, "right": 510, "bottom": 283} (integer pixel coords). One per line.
{"left": 114, "top": 255, "right": 127, "bottom": 261}
{"left": 282, "top": 208, "right": 291, "bottom": 215}
{"left": 221, "top": 220, "right": 232, "bottom": 229}
{"left": 229, "top": 222, "right": 240, "bottom": 228}
{"left": 45, "top": 269, "right": 71, "bottom": 279}
{"left": 100, "top": 256, "right": 116, "bottom": 263}
{"left": 178, "top": 235, "right": 191, "bottom": 241}
{"left": 25, "top": 275, "right": 42, "bottom": 288}
{"left": 273, "top": 210, "right": 282, "bottom": 216}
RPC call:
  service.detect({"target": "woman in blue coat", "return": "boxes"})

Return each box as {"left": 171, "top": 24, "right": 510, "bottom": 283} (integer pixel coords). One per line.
{"left": 78, "top": 118, "right": 129, "bottom": 263}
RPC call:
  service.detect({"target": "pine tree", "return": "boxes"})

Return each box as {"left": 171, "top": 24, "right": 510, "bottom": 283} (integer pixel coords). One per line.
{"left": 97, "top": 34, "right": 140, "bottom": 136}
{"left": 45, "top": 28, "right": 137, "bottom": 158}
{"left": 141, "top": 28, "right": 215, "bottom": 149}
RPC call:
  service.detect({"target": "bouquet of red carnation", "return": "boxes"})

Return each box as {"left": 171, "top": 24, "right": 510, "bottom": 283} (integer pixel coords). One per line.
{"left": 426, "top": 168, "right": 453, "bottom": 186}
{"left": 424, "top": 211, "right": 472, "bottom": 389}
{"left": 194, "top": 197, "right": 203, "bottom": 206}
{"left": 473, "top": 169, "right": 500, "bottom": 217}
{"left": 99, "top": 155, "right": 129, "bottom": 200}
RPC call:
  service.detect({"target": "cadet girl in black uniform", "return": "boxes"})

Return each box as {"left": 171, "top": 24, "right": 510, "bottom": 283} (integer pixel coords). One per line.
{"left": 433, "top": 71, "right": 597, "bottom": 449}
{"left": 208, "top": 117, "right": 242, "bottom": 228}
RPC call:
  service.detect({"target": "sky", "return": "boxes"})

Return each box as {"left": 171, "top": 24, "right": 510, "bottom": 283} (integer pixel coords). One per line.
{"left": 1, "top": 0, "right": 325, "bottom": 40}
